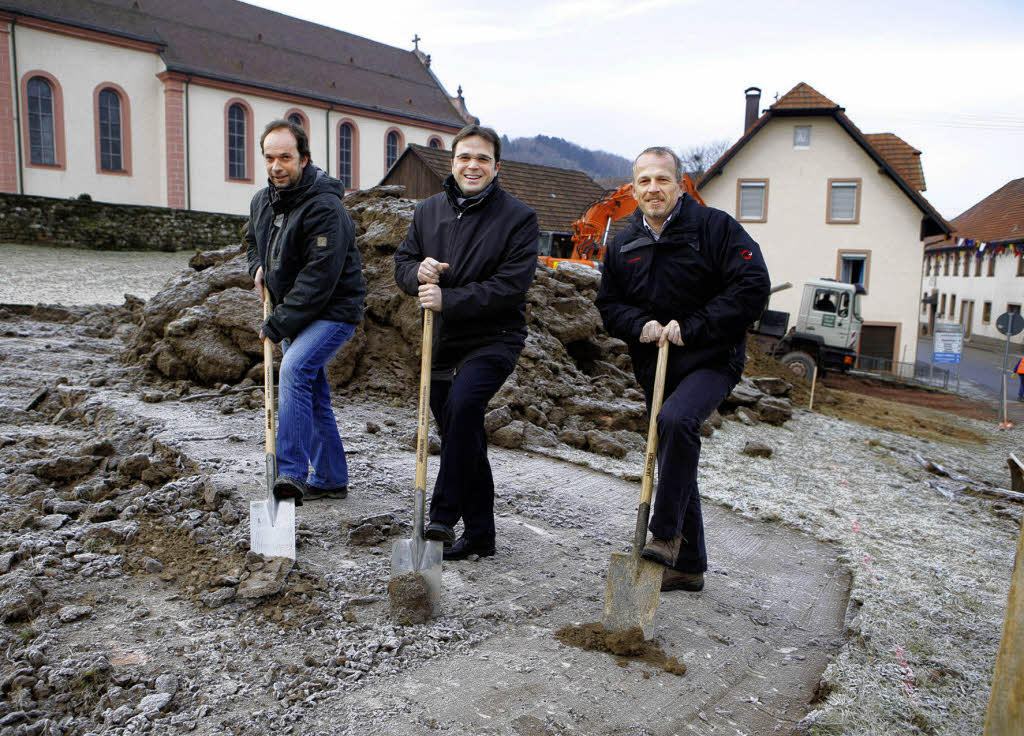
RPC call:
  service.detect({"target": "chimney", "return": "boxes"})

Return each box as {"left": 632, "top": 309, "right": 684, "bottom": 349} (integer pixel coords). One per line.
{"left": 744, "top": 87, "right": 761, "bottom": 132}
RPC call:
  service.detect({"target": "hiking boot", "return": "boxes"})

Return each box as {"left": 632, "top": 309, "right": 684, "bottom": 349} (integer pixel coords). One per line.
{"left": 662, "top": 569, "right": 704, "bottom": 592}
{"left": 273, "top": 476, "right": 305, "bottom": 507}
{"left": 423, "top": 521, "right": 456, "bottom": 545}
{"left": 305, "top": 485, "right": 348, "bottom": 501}
{"left": 641, "top": 534, "right": 682, "bottom": 566}
{"left": 443, "top": 535, "right": 496, "bottom": 561}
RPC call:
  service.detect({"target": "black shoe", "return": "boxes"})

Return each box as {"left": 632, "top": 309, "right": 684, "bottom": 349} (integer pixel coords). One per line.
{"left": 443, "top": 535, "right": 496, "bottom": 561}
{"left": 423, "top": 521, "right": 456, "bottom": 545}
{"left": 273, "top": 476, "right": 305, "bottom": 507}
{"left": 305, "top": 484, "right": 348, "bottom": 500}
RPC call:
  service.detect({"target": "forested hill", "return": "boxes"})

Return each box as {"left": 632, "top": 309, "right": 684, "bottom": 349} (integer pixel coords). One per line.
{"left": 500, "top": 135, "right": 632, "bottom": 179}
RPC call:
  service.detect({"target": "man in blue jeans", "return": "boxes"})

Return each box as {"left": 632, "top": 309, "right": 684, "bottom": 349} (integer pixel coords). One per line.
{"left": 245, "top": 119, "right": 365, "bottom": 505}
{"left": 394, "top": 125, "right": 538, "bottom": 560}
{"left": 596, "top": 147, "right": 770, "bottom": 592}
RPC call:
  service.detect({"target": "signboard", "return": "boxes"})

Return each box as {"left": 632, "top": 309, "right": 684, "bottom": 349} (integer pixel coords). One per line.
{"left": 821, "top": 314, "right": 836, "bottom": 328}
{"left": 996, "top": 311, "right": 1024, "bottom": 336}
{"left": 933, "top": 323, "right": 963, "bottom": 364}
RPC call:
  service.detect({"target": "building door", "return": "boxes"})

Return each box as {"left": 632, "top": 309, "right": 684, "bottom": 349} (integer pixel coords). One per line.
{"left": 859, "top": 324, "right": 897, "bottom": 372}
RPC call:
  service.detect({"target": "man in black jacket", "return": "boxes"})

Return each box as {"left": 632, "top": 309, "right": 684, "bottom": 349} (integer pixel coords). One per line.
{"left": 596, "top": 147, "right": 770, "bottom": 592}
{"left": 245, "top": 119, "right": 365, "bottom": 505}
{"left": 394, "top": 125, "right": 538, "bottom": 560}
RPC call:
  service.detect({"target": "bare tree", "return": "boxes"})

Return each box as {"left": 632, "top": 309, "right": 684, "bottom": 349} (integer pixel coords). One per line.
{"left": 677, "top": 140, "right": 731, "bottom": 180}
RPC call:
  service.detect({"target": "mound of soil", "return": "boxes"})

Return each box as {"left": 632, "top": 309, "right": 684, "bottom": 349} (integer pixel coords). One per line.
{"left": 555, "top": 623, "right": 687, "bottom": 676}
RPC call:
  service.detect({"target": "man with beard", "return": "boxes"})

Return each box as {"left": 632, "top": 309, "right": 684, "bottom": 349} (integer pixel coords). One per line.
{"left": 246, "top": 119, "right": 365, "bottom": 505}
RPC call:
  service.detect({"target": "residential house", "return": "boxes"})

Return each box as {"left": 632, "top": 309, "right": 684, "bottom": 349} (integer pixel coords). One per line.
{"left": 381, "top": 143, "right": 618, "bottom": 259}
{"left": 921, "top": 178, "right": 1024, "bottom": 346}
{"left": 698, "top": 83, "right": 951, "bottom": 373}
{"left": 0, "top": 0, "right": 474, "bottom": 214}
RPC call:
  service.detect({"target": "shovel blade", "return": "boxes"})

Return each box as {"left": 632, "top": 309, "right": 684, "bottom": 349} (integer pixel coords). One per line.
{"left": 250, "top": 498, "right": 296, "bottom": 560}
{"left": 391, "top": 536, "right": 443, "bottom": 616}
{"left": 602, "top": 551, "right": 662, "bottom": 639}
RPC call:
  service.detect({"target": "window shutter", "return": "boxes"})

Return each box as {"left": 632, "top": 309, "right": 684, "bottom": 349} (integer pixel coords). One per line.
{"left": 830, "top": 183, "right": 857, "bottom": 220}
{"left": 739, "top": 183, "right": 765, "bottom": 220}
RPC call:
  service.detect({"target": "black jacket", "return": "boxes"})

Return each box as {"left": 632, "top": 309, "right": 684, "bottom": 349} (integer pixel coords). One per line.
{"left": 245, "top": 164, "right": 365, "bottom": 342}
{"left": 394, "top": 175, "right": 539, "bottom": 367}
{"left": 596, "top": 194, "right": 770, "bottom": 386}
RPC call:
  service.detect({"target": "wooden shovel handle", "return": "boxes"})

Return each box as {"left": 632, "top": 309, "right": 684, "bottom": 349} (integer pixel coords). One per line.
{"left": 263, "top": 286, "right": 275, "bottom": 456}
{"left": 639, "top": 341, "right": 669, "bottom": 506}
{"left": 415, "top": 309, "right": 434, "bottom": 492}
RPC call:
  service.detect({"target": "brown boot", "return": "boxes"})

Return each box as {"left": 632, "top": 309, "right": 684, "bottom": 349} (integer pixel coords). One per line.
{"left": 641, "top": 534, "right": 682, "bottom": 566}
{"left": 662, "top": 569, "right": 704, "bottom": 592}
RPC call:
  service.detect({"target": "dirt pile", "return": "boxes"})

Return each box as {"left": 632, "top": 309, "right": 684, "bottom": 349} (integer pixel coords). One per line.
{"left": 124, "top": 186, "right": 797, "bottom": 457}
{"left": 555, "top": 622, "right": 687, "bottom": 676}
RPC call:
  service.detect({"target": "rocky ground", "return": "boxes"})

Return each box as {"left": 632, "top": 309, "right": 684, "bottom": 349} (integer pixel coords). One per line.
{"left": 0, "top": 188, "right": 1020, "bottom": 735}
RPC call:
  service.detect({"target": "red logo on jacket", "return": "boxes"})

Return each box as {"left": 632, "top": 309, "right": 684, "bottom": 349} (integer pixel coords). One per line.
{"left": 741, "top": 250, "right": 753, "bottom": 260}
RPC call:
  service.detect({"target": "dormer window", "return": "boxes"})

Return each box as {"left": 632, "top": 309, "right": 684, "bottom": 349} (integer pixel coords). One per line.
{"left": 794, "top": 125, "right": 811, "bottom": 149}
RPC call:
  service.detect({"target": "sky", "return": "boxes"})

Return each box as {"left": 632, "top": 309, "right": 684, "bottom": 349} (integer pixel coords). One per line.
{"left": 247, "top": 0, "right": 1023, "bottom": 221}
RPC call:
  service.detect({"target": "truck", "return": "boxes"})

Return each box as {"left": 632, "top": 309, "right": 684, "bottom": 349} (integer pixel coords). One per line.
{"left": 751, "top": 278, "right": 866, "bottom": 379}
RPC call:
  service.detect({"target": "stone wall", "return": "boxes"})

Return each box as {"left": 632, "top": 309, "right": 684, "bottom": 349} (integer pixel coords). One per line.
{"left": 0, "top": 193, "right": 248, "bottom": 252}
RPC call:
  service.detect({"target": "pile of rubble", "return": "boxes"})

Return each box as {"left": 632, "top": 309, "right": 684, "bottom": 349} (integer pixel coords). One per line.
{"left": 124, "top": 186, "right": 797, "bottom": 457}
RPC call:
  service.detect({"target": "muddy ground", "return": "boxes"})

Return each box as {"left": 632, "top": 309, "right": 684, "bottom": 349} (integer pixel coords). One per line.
{"left": 1, "top": 299, "right": 1019, "bottom": 736}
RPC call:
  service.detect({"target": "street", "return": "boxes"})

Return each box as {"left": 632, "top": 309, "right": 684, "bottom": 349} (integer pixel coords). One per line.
{"left": 918, "top": 336, "right": 1024, "bottom": 424}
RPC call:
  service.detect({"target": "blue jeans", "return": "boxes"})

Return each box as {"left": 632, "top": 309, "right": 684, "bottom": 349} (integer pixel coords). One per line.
{"left": 277, "top": 320, "right": 356, "bottom": 489}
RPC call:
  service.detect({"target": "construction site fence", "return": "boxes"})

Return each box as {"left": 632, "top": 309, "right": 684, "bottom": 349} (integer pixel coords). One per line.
{"left": 852, "top": 354, "right": 959, "bottom": 391}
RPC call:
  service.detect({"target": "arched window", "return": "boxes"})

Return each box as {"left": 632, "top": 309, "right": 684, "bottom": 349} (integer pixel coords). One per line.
{"left": 338, "top": 122, "right": 353, "bottom": 189}
{"left": 285, "top": 109, "right": 308, "bottom": 133}
{"left": 385, "top": 128, "right": 404, "bottom": 171}
{"left": 427, "top": 135, "right": 443, "bottom": 149}
{"left": 27, "top": 76, "right": 56, "bottom": 165}
{"left": 224, "top": 99, "right": 254, "bottom": 182}
{"left": 94, "top": 83, "right": 132, "bottom": 175}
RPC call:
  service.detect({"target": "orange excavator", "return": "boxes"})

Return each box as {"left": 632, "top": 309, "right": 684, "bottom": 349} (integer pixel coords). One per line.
{"left": 538, "top": 175, "right": 705, "bottom": 269}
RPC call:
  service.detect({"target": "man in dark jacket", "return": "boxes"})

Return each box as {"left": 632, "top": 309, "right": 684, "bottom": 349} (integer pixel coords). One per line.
{"left": 394, "top": 124, "right": 538, "bottom": 560}
{"left": 245, "top": 119, "right": 365, "bottom": 505}
{"left": 596, "top": 146, "right": 770, "bottom": 592}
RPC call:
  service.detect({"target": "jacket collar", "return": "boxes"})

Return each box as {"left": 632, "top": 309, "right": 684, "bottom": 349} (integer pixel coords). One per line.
{"left": 443, "top": 174, "right": 500, "bottom": 212}
{"left": 622, "top": 194, "right": 701, "bottom": 254}
{"left": 269, "top": 163, "right": 320, "bottom": 214}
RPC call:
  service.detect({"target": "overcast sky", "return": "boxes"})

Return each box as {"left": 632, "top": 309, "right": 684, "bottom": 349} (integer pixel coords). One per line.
{"left": 248, "top": 0, "right": 1023, "bottom": 221}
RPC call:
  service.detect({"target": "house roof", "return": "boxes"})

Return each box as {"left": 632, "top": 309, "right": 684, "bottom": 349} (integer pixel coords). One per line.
{"left": 1, "top": 0, "right": 469, "bottom": 129}
{"left": 924, "top": 178, "right": 1024, "bottom": 252}
{"left": 384, "top": 144, "right": 614, "bottom": 234}
{"left": 698, "top": 82, "right": 949, "bottom": 238}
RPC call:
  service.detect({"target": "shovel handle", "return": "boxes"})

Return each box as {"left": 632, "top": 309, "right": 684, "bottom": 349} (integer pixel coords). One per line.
{"left": 415, "top": 309, "right": 434, "bottom": 492}
{"left": 639, "top": 340, "right": 669, "bottom": 507}
{"left": 263, "top": 286, "right": 276, "bottom": 458}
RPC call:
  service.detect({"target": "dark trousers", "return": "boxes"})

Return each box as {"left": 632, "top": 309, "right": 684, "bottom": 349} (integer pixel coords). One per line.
{"left": 646, "top": 366, "right": 737, "bottom": 573}
{"left": 428, "top": 350, "right": 516, "bottom": 542}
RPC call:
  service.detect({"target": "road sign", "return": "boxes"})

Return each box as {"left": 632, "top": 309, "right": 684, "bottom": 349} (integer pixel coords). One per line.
{"left": 933, "top": 323, "right": 963, "bottom": 364}
{"left": 996, "top": 311, "right": 1024, "bottom": 337}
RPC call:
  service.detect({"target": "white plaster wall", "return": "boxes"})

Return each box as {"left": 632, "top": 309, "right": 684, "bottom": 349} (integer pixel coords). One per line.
{"left": 15, "top": 26, "right": 165, "bottom": 206}
{"left": 701, "top": 115, "right": 927, "bottom": 365}
{"left": 921, "top": 250, "right": 1024, "bottom": 346}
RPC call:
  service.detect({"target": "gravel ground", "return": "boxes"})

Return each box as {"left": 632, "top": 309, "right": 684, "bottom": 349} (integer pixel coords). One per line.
{"left": 0, "top": 304, "right": 1020, "bottom": 736}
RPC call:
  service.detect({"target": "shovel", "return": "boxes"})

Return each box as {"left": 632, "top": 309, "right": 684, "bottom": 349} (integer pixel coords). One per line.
{"left": 249, "top": 286, "right": 296, "bottom": 560}
{"left": 602, "top": 340, "right": 670, "bottom": 639}
{"left": 390, "top": 308, "right": 443, "bottom": 615}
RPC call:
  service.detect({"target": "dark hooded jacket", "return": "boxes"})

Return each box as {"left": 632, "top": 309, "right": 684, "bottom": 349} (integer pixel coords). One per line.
{"left": 245, "top": 163, "right": 365, "bottom": 342}
{"left": 596, "top": 194, "right": 770, "bottom": 388}
{"left": 394, "top": 175, "right": 539, "bottom": 368}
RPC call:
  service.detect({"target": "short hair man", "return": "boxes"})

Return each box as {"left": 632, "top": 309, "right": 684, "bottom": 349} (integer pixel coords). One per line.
{"left": 394, "top": 124, "right": 539, "bottom": 560}
{"left": 245, "top": 119, "right": 366, "bottom": 504}
{"left": 596, "top": 146, "right": 770, "bottom": 591}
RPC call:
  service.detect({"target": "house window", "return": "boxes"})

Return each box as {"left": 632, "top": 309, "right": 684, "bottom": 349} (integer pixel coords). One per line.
{"left": 838, "top": 250, "right": 870, "bottom": 291}
{"left": 228, "top": 104, "right": 247, "bottom": 179}
{"left": 921, "top": 294, "right": 927, "bottom": 316}
{"left": 982, "top": 301, "right": 992, "bottom": 323}
{"left": 27, "top": 76, "right": 57, "bottom": 165}
{"left": 939, "top": 293, "right": 946, "bottom": 316}
{"left": 736, "top": 179, "right": 767, "bottom": 222}
{"left": 952, "top": 253, "right": 960, "bottom": 277}
{"left": 974, "top": 254, "right": 982, "bottom": 276}
{"left": 428, "top": 136, "right": 443, "bottom": 149}
{"left": 827, "top": 179, "right": 860, "bottom": 223}
{"left": 943, "top": 254, "right": 950, "bottom": 276}
{"left": 793, "top": 125, "right": 811, "bottom": 149}
{"left": 1017, "top": 255, "right": 1023, "bottom": 276}
{"left": 385, "top": 128, "right": 404, "bottom": 170}
{"left": 338, "top": 121, "right": 356, "bottom": 189}
{"left": 1009, "top": 303, "right": 1022, "bottom": 315}
{"left": 987, "top": 253, "right": 996, "bottom": 277}
{"left": 950, "top": 294, "right": 956, "bottom": 316}
{"left": 285, "top": 109, "right": 308, "bottom": 133}
{"left": 97, "top": 87, "right": 127, "bottom": 172}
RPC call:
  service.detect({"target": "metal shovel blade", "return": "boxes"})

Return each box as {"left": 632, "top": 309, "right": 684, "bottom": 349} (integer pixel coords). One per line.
{"left": 250, "top": 496, "right": 296, "bottom": 560}
{"left": 390, "top": 488, "right": 442, "bottom": 615}
{"left": 602, "top": 550, "right": 663, "bottom": 639}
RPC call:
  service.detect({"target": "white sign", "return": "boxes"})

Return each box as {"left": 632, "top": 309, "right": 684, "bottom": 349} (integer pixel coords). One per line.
{"left": 933, "top": 324, "right": 963, "bottom": 364}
